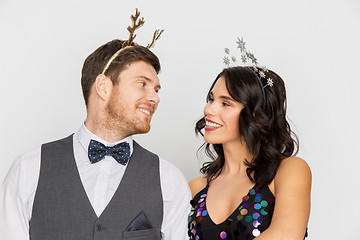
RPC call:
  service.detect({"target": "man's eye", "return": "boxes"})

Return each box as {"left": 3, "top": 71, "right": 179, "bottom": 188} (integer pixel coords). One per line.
{"left": 137, "top": 82, "right": 146, "bottom": 87}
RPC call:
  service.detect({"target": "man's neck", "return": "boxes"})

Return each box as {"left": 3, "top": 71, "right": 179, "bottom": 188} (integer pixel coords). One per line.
{"left": 84, "top": 119, "right": 130, "bottom": 143}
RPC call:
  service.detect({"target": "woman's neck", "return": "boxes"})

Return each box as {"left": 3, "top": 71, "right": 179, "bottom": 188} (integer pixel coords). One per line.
{"left": 221, "top": 139, "right": 253, "bottom": 176}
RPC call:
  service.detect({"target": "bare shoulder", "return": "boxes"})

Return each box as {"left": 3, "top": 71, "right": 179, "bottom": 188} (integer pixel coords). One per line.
{"left": 278, "top": 156, "right": 311, "bottom": 176}
{"left": 274, "top": 156, "right": 312, "bottom": 194}
{"left": 189, "top": 176, "right": 207, "bottom": 198}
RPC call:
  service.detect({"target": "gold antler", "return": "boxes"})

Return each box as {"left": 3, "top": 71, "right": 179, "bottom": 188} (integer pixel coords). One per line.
{"left": 122, "top": 8, "right": 145, "bottom": 48}
{"left": 101, "top": 8, "right": 164, "bottom": 75}
{"left": 146, "top": 29, "right": 164, "bottom": 49}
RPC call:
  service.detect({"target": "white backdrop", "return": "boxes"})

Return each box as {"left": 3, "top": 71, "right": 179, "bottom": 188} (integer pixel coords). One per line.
{"left": 1, "top": 0, "right": 359, "bottom": 239}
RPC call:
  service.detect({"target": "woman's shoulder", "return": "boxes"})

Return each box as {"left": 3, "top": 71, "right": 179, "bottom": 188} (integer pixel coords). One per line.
{"left": 189, "top": 175, "right": 208, "bottom": 198}
{"left": 278, "top": 156, "right": 311, "bottom": 175}
{"left": 273, "top": 156, "right": 312, "bottom": 195}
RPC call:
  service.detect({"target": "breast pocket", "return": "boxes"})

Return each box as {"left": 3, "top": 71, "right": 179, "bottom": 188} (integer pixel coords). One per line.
{"left": 123, "top": 228, "right": 158, "bottom": 240}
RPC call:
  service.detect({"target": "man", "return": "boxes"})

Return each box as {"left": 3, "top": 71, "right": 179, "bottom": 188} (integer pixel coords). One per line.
{"left": 0, "top": 9, "right": 191, "bottom": 240}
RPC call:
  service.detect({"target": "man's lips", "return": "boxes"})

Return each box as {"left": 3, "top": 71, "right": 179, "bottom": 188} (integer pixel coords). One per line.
{"left": 138, "top": 106, "right": 153, "bottom": 117}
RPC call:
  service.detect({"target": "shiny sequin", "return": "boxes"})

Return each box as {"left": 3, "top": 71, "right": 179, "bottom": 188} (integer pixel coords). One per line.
{"left": 252, "top": 229, "right": 261, "bottom": 237}
{"left": 188, "top": 185, "right": 275, "bottom": 240}
{"left": 240, "top": 209, "right": 248, "bottom": 215}
{"left": 260, "top": 209, "right": 268, "bottom": 215}
{"left": 254, "top": 193, "right": 262, "bottom": 203}
{"left": 243, "top": 203, "right": 250, "bottom": 209}
{"left": 253, "top": 213, "right": 260, "bottom": 219}
{"left": 189, "top": 222, "right": 193, "bottom": 230}
{"left": 260, "top": 200, "right": 268, "bottom": 207}
{"left": 253, "top": 220, "right": 261, "bottom": 227}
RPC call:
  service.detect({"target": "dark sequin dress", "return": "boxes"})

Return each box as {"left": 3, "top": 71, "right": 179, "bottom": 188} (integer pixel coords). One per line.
{"left": 188, "top": 184, "right": 275, "bottom": 240}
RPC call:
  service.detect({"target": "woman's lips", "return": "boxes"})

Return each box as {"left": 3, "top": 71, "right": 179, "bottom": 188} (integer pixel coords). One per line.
{"left": 205, "top": 119, "right": 222, "bottom": 131}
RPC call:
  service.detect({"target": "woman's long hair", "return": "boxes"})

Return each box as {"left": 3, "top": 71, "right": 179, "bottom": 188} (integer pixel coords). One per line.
{"left": 195, "top": 66, "right": 298, "bottom": 187}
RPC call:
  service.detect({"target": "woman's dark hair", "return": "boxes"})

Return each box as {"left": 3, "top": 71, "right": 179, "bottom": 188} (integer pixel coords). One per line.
{"left": 195, "top": 66, "right": 298, "bottom": 187}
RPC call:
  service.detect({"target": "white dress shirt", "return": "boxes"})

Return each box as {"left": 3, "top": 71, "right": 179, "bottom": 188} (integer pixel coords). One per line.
{"left": 0, "top": 124, "right": 191, "bottom": 240}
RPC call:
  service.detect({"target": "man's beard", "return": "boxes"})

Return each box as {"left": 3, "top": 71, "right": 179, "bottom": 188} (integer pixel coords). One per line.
{"left": 104, "top": 94, "right": 151, "bottom": 137}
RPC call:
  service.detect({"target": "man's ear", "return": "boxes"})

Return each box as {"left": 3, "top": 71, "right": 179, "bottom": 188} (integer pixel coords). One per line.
{"left": 94, "top": 74, "right": 113, "bottom": 101}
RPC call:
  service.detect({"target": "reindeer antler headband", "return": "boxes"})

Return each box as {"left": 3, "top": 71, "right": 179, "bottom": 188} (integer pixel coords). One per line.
{"left": 101, "top": 8, "right": 164, "bottom": 74}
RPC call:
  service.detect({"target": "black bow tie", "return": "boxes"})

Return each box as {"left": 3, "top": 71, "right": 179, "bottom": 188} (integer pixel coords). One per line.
{"left": 88, "top": 139, "right": 130, "bottom": 165}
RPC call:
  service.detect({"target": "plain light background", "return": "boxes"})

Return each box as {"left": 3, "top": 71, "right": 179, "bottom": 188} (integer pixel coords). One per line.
{"left": 1, "top": 0, "right": 359, "bottom": 239}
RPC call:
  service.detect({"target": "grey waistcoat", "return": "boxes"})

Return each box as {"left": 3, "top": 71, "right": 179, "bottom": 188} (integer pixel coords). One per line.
{"left": 29, "top": 135, "right": 163, "bottom": 240}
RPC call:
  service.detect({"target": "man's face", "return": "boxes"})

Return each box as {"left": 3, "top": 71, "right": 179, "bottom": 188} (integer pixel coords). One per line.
{"left": 105, "top": 60, "right": 160, "bottom": 137}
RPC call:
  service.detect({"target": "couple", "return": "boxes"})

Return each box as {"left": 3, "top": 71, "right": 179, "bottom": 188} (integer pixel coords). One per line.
{"left": 0, "top": 10, "right": 311, "bottom": 240}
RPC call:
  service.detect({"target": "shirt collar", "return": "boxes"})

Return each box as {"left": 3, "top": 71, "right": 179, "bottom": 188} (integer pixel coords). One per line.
{"left": 76, "top": 122, "right": 133, "bottom": 156}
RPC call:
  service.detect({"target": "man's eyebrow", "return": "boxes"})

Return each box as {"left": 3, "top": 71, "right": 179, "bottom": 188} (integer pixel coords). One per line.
{"left": 136, "top": 76, "right": 161, "bottom": 89}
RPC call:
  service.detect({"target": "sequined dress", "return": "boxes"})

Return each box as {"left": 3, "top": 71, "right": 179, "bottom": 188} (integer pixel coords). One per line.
{"left": 188, "top": 184, "right": 275, "bottom": 240}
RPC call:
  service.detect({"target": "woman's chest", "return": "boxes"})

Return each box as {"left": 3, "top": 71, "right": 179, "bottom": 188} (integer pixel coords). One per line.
{"left": 188, "top": 185, "right": 275, "bottom": 240}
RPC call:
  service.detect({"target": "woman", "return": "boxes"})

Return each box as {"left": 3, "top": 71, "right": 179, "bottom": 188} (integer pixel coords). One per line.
{"left": 188, "top": 66, "right": 311, "bottom": 240}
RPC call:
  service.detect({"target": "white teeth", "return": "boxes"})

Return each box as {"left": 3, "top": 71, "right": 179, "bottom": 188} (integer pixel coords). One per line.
{"left": 205, "top": 121, "right": 222, "bottom": 128}
{"left": 139, "top": 108, "right": 150, "bottom": 116}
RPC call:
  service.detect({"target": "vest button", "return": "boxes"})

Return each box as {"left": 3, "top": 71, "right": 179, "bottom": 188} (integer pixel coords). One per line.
{"left": 96, "top": 224, "right": 103, "bottom": 231}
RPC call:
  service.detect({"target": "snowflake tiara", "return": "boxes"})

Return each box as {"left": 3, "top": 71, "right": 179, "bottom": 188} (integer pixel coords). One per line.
{"left": 223, "top": 37, "right": 274, "bottom": 108}
{"left": 101, "top": 8, "right": 164, "bottom": 75}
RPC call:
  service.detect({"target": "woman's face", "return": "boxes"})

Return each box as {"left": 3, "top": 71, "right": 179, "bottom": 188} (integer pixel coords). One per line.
{"left": 204, "top": 76, "right": 245, "bottom": 145}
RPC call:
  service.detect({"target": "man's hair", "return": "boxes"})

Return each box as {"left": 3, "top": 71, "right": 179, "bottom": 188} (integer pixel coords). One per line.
{"left": 81, "top": 39, "right": 161, "bottom": 106}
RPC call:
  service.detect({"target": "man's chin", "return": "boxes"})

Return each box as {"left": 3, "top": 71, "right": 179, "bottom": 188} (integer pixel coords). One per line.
{"left": 135, "top": 125, "right": 151, "bottom": 134}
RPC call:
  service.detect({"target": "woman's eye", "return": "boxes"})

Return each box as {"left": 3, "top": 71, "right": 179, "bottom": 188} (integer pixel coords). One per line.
{"left": 138, "top": 82, "right": 146, "bottom": 87}
{"left": 223, "top": 102, "right": 230, "bottom": 106}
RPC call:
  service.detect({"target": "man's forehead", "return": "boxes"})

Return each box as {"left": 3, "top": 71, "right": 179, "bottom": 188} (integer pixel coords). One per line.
{"left": 117, "top": 62, "right": 160, "bottom": 88}
{"left": 119, "top": 61, "right": 158, "bottom": 78}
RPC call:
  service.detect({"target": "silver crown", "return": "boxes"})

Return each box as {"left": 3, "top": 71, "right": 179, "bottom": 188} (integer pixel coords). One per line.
{"left": 223, "top": 37, "right": 273, "bottom": 88}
